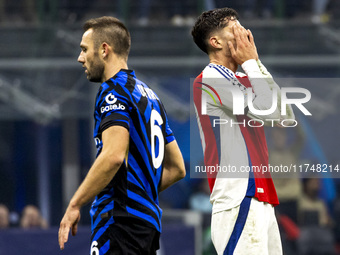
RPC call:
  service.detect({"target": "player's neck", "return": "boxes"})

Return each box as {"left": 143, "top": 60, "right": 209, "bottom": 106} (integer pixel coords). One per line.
{"left": 209, "top": 55, "right": 238, "bottom": 73}
{"left": 102, "top": 58, "right": 128, "bottom": 83}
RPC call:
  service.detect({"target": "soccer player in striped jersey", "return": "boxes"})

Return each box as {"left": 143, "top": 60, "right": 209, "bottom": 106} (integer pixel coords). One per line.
{"left": 191, "top": 8, "right": 294, "bottom": 255}
{"left": 58, "top": 16, "right": 186, "bottom": 254}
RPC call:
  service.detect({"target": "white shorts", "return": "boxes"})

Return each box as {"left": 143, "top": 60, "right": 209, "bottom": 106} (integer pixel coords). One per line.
{"left": 211, "top": 197, "right": 282, "bottom": 255}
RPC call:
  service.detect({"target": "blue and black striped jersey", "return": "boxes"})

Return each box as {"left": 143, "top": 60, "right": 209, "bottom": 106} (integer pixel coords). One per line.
{"left": 90, "top": 69, "right": 175, "bottom": 236}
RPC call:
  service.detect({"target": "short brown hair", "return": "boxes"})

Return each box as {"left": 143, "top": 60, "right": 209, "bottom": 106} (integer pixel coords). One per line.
{"left": 191, "top": 8, "right": 239, "bottom": 54}
{"left": 83, "top": 16, "right": 131, "bottom": 59}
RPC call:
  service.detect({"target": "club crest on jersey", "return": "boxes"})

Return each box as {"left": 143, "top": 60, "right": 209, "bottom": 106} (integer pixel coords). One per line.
{"left": 105, "top": 93, "right": 117, "bottom": 104}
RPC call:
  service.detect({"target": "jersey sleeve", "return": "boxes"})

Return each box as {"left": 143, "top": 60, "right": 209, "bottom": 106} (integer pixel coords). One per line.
{"left": 241, "top": 59, "right": 281, "bottom": 120}
{"left": 97, "top": 88, "right": 130, "bottom": 133}
{"left": 256, "top": 59, "right": 295, "bottom": 126}
{"left": 164, "top": 116, "right": 175, "bottom": 144}
{"left": 158, "top": 101, "right": 175, "bottom": 145}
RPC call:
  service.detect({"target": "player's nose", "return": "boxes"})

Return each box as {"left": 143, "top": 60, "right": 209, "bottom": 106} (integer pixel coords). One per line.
{"left": 77, "top": 53, "right": 84, "bottom": 64}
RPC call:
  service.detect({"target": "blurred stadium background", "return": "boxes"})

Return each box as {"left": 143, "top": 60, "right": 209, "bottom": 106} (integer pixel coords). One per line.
{"left": 1, "top": 0, "right": 340, "bottom": 254}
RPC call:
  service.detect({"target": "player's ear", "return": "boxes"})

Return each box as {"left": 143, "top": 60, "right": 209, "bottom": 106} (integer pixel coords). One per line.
{"left": 209, "top": 35, "right": 222, "bottom": 50}
{"left": 101, "top": 42, "right": 110, "bottom": 59}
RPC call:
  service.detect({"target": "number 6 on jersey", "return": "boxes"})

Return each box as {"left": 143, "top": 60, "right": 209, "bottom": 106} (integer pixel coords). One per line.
{"left": 150, "top": 109, "right": 165, "bottom": 170}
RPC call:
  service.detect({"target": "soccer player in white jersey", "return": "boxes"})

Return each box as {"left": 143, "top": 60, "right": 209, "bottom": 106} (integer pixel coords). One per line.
{"left": 191, "top": 8, "right": 295, "bottom": 255}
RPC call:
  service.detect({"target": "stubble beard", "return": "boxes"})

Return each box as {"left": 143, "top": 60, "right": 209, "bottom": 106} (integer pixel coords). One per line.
{"left": 87, "top": 54, "right": 105, "bottom": 83}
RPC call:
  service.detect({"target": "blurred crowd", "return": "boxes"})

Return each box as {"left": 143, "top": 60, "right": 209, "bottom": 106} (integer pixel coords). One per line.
{"left": 0, "top": 0, "right": 337, "bottom": 26}
{"left": 0, "top": 204, "right": 48, "bottom": 230}
{"left": 269, "top": 127, "right": 334, "bottom": 255}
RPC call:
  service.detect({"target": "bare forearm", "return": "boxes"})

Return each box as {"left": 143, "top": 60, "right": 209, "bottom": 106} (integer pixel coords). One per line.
{"left": 159, "top": 169, "right": 183, "bottom": 192}
{"left": 69, "top": 152, "right": 122, "bottom": 209}
{"left": 159, "top": 141, "right": 186, "bottom": 192}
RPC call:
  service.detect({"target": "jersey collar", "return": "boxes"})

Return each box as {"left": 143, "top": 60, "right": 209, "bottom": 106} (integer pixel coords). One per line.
{"left": 113, "top": 69, "right": 136, "bottom": 79}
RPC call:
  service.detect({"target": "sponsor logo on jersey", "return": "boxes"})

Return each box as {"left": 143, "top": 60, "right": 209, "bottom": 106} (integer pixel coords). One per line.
{"left": 105, "top": 93, "right": 117, "bottom": 104}
{"left": 101, "top": 93, "right": 126, "bottom": 113}
{"left": 101, "top": 103, "right": 126, "bottom": 113}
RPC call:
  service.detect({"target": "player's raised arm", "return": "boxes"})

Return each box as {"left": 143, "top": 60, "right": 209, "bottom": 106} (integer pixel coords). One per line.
{"left": 229, "top": 23, "right": 297, "bottom": 124}
{"left": 58, "top": 125, "right": 128, "bottom": 250}
{"left": 248, "top": 27, "right": 295, "bottom": 122}
{"left": 255, "top": 59, "right": 296, "bottom": 124}
{"left": 159, "top": 140, "right": 186, "bottom": 192}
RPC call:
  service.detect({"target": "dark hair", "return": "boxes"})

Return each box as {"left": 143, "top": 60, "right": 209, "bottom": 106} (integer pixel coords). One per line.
{"left": 83, "top": 16, "right": 131, "bottom": 59}
{"left": 191, "top": 8, "right": 239, "bottom": 54}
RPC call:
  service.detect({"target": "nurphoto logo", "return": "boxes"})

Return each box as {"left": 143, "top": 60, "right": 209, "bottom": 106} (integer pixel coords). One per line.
{"left": 197, "top": 81, "right": 311, "bottom": 127}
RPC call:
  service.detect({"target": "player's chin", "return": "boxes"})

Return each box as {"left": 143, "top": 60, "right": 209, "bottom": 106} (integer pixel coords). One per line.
{"left": 88, "top": 75, "right": 102, "bottom": 83}
{"left": 86, "top": 73, "right": 94, "bottom": 81}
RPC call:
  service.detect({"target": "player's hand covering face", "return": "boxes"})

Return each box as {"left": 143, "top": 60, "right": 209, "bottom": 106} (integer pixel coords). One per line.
{"left": 227, "top": 23, "right": 259, "bottom": 65}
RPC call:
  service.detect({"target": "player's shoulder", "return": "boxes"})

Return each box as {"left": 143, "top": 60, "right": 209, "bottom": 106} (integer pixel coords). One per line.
{"left": 202, "top": 63, "right": 236, "bottom": 81}
{"left": 102, "top": 69, "right": 136, "bottom": 92}
{"left": 95, "top": 81, "right": 131, "bottom": 111}
{"left": 136, "top": 80, "right": 161, "bottom": 103}
{"left": 99, "top": 70, "right": 136, "bottom": 98}
{"left": 98, "top": 81, "right": 123, "bottom": 99}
